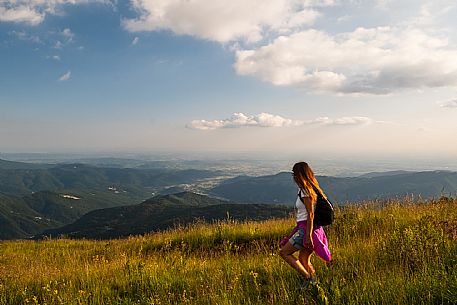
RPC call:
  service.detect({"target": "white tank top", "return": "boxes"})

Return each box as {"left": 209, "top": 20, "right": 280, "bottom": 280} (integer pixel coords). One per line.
{"left": 296, "top": 188, "right": 310, "bottom": 222}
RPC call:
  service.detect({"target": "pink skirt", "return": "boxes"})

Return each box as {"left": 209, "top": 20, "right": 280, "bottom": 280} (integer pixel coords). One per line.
{"left": 280, "top": 220, "right": 332, "bottom": 262}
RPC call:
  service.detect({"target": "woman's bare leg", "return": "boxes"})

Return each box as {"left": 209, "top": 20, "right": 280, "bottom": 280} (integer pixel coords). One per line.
{"left": 299, "top": 249, "right": 315, "bottom": 277}
{"left": 279, "top": 242, "right": 310, "bottom": 278}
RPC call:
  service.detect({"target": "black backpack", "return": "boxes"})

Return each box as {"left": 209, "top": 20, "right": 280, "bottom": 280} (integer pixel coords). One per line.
{"left": 299, "top": 187, "right": 334, "bottom": 227}
{"left": 314, "top": 189, "right": 334, "bottom": 227}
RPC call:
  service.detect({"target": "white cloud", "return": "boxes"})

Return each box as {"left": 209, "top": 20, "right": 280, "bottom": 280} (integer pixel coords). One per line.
{"left": 328, "top": 116, "right": 372, "bottom": 125}
{"left": 186, "top": 112, "right": 372, "bottom": 130}
{"left": 375, "top": 0, "right": 394, "bottom": 10}
{"left": 0, "top": 1, "right": 113, "bottom": 25}
{"left": 187, "top": 112, "right": 303, "bottom": 130}
{"left": 123, "top": 0, "right": 334, "bottom": 43}
{"left": 10, "top": 27, "right": 77, "bottom": 49}
{"left": 54, "top": 40, "right": 63, "bottom": 49}
{"left": 439, "top": 99, "right": 457, "bottom": 108}
{"left": 303, "top": 116, "right": 372, "bottom": 125}
{"left": 131, "top": 36, "right": 139, "bottom": 45}
{"left": 0, "top": 5, "right": 43, "bottom": 25}
{"left": 51, "top": 28, "right": 75, "bottom": 48}
{"left": 9, "top": 30, "right": 42, "bottom": 43}
{"left": 235, "top": 27, "right": 457, "bottom": 94}
{"left": 62, "top": 28, "right": 74, "bottom": 42}
{"left": 46, "top": 54, "right": 61, "bottom": 60}
{"left": 58, "top": 70, "right": 71, "bottom": 81}
{"left": 122, "top": 1, "right": 457, "bottom": 95}
{"left": 337, "top": 14, "right": 351, "bottom": 23}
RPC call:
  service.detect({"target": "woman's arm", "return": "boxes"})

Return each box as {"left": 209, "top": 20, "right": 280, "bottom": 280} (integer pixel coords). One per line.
{"left": 302, "top": 196, "right": 314, "bottom": 249}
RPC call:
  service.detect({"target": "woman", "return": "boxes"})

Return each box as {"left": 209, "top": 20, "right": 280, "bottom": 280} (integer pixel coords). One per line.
{"left": 279, "top": 162, "right": 332, "bottom": 286}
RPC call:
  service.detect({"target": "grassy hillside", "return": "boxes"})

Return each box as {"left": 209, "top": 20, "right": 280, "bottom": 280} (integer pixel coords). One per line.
{"left": 0, "top": 197, "right": 456, "bottom": 304}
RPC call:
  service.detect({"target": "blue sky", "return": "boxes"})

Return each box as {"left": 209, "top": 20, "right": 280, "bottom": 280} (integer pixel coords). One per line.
{"left": 1, "top": 0, "right": 457, "bottom": 158}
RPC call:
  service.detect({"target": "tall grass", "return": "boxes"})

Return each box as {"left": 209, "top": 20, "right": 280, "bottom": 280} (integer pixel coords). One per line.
{"left": 1, "top": 197, "right": 456, "bottom": 304}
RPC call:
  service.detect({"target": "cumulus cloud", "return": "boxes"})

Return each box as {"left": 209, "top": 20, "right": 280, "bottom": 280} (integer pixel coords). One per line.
{"left": 6, "top": 0, "right": 456, "bottom": 96}
{"left": 235, "top": 27, "right": 457, "bottom": 94}
{"left": 0, "top": 5, "right": 43, "bottom": 25}
{"left": 234, "top": 27, "right": 457, "bottom": 94}
{"left": 187, "top": 112, "right": 303, "bottom": 130}
{"left": 121, "top": 0, "right": 457, "bottom": 95}
{"left": 439, "top": 99, "right": 457, "bottom": 108}
{"left": 0, "top": 1, "right": 113, "bottom": 25}
{"left": 58, "top": 70, "right": 71, "bottom": 81}
{"left": 123, "top": 0, "right": 334, "bottom": 43}
{"left": 186, "top": 113, "right": 372, "bottom": 130}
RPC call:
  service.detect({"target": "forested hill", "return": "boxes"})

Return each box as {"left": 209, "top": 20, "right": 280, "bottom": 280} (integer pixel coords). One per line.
{"left": 36, "top": 192, "right": 291, "bottom": 240}
{"left": 0, "top": 190, "right": 135, "bottom": 239}
{"left": 210, "top": 170, "right": 457, "bottom": 204}
{"left": 0, "top": 159, "right": 52, "bottom": 170}
{"left": 0, "top": 160, "right": 220, "bottom": 197}
{"left": 2, "top": 158, "right": 457, "bottom": 240}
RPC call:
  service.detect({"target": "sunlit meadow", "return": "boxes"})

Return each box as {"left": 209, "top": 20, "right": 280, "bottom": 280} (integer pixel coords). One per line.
{"left": 1, "top": 197, "right": 456, "bottom": 305}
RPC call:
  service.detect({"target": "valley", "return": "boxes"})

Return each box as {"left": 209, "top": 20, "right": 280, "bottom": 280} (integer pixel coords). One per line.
{"left": 1, "top": 157, "right": 457, "bottom": 240}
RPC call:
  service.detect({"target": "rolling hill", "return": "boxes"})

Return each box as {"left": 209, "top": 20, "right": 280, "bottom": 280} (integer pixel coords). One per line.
{"left": 0, "top": 159, "right": 52, "bottom": 170}
{"left": 0, "top": 159, "right": 223, "bottom": 240}
{"left": 210, "top": 170, "right": 457, "bottom": 204}
{"left": 3, "top": 158, "right": 457, "bottom": 240}
{"left": 0, "top": 192, "right": 58, "bottom": 240}
{"left": 37, "top": 192, "right": 292, "bottom": 239}
{"left": 0, "top": 189, "right": 140, "bottom": 239}
{"left": 0, "top": 159, "right": 221, "bottom": 200}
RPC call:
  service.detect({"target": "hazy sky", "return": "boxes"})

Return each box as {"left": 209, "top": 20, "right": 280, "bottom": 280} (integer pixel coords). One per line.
{"left": 1, "top": 0, "right": 457, "bottom": 158}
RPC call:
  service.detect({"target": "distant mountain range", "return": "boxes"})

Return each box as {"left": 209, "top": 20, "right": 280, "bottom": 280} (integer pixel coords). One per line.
{"left": 0, "top": 159, "right": 220, "bottom": 199}
{"left": 0, "top": 159, "right": 53, "bottom": 170}
{"left": 210, "top": 170, "right": 457, "bottom": 204}
{"left": 0, "top": 159, "right": 223, "bottom": 239}
{"left": 36, "top": 192, "right": 291, "bottom": 239}
{"left": 2, "top": 158, "right": 457, "bottom": 240}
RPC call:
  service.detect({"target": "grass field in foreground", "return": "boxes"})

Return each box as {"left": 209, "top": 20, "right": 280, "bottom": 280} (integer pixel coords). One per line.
{"left": 1, "top": 197, "right": 456, "bottom": 304}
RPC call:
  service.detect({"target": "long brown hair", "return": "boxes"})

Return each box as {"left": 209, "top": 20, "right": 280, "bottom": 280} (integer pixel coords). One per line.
{"left": 292, "top": 162, "right": 326, "bottom": 203}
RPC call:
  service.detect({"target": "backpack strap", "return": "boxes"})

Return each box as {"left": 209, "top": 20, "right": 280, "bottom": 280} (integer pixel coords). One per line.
{"left": 312, "top": 185, "right": 325, "bottom": 199}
